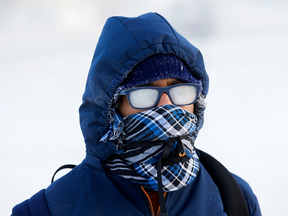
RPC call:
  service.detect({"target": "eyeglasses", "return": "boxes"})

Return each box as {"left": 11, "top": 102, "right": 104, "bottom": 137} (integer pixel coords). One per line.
{"left": 119, "top": 83, "right": 200, "bottom": 109}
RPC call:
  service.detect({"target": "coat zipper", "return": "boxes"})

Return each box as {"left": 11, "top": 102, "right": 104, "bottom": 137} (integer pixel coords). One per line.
{"left": 141, "top": 186, "right": 155, "bottom": 216}
{"left": 141, "top": 186, "right": 167, "bottom": 216}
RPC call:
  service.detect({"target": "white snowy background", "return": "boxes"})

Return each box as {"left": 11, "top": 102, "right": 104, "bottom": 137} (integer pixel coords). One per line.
{"left": 1, "top": 0, "right": 287, "bottom": 215}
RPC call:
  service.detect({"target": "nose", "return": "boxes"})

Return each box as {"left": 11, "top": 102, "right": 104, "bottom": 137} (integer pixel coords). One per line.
{"left": 156, "top": 93, "right": 173, "bottom": 107}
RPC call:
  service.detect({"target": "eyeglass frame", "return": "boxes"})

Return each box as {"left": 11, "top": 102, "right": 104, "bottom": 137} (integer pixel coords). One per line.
{"left": 119, "top": 83, "right": 201, "bottom": 109}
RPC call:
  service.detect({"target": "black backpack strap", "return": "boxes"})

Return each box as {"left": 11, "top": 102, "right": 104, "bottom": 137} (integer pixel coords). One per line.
{"left": 12, "top": 189, "right": 50, "bottom": 216}
{"left": 51, "top": 164, "right": 76, "bottom": 183}
{"left": 198, "top": 150, "right": 249, "bottom": 216}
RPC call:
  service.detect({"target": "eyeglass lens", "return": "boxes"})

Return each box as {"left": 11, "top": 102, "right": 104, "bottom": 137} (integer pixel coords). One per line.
{"left": 129, "top": 89, "right": 159, "bottom": 108}
{"left": 169, "top": 85, "right": 197, "bottom": 105}
{"left": 129, "top": 85, "right": 197, "bottom": 108}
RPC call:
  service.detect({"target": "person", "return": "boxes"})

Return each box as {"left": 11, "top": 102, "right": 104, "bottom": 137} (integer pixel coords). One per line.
{"left": 12, "top": 12, "right": 261, "bottom": 216}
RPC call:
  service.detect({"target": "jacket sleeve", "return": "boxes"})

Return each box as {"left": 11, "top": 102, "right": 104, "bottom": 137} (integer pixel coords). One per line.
{"left": 232, "top": 174, "right": 262, "bottom": 216}
{"left": 12, "top": 189, "right": 50, "bottom": 216}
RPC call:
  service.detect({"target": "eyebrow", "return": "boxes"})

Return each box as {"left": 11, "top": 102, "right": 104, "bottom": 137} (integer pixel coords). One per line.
{"left": 167, "top": 79, "right": 184, "bottom": 85}
{"left": 145, "top": 79, "right": 185, "bottom": 87}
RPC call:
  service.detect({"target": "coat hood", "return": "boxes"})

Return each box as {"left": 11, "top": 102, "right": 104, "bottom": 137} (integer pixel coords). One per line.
{"left": 79, "top": 12, "right": 209, "bottom": 163}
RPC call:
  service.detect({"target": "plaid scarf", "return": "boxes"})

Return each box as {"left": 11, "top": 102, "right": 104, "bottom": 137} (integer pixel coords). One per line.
{"left": 103, "top": 105, "right": 200, "bottom": 192}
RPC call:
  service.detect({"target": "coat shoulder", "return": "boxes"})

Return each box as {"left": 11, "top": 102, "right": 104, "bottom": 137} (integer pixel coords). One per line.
{"left": 232, "top": 174, "right": 262, "bottom": 216}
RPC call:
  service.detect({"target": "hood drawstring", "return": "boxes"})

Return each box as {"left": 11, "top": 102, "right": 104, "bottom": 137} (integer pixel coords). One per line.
{"left": 157, "top": 138, "right": 184, "bottom": 216}
{"left": 117, "top": 135, "right": 191, "bottom": 216}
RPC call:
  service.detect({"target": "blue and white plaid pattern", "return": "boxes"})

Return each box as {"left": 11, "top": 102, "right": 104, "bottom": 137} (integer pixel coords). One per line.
{"left": 124, "top": 105, "right": 197, "bottom": 142}
{"left": 105, "top": 105, "right": 200, "bottom": 192}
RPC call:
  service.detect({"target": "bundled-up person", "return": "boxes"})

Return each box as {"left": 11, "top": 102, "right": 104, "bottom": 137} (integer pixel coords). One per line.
{"left": 12, "top": 12, "right": 261, "bottom": 216}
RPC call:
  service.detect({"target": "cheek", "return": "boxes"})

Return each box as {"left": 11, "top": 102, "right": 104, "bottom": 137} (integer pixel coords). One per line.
{"left": 180, "top": 104, "right": 194, "bottom": 113}
{"left": 118, "top": 96, "right": 147, "bottom": 117}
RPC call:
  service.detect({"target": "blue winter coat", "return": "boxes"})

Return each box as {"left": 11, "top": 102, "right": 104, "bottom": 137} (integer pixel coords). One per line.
{"left": 12, "top": 12, "right": 261, "bottom": 216}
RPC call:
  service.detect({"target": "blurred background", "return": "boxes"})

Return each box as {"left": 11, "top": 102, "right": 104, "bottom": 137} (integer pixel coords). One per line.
{"left": 1, "top": 0, "right": 287, "bottom": 215}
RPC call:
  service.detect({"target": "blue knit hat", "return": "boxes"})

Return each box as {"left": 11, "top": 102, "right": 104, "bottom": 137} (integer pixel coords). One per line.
{"left": 121, "top": 54, "right": 201, "bottom": 89}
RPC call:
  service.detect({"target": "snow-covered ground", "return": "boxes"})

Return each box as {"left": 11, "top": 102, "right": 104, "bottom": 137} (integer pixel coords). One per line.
{"left": 1, "top": 1, "right": 287, "bottom": 215}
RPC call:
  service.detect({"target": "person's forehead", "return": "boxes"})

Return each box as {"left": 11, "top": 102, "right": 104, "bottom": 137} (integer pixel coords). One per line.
{"left": 145, "top": 78, "right": 185, "bottom": 87}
